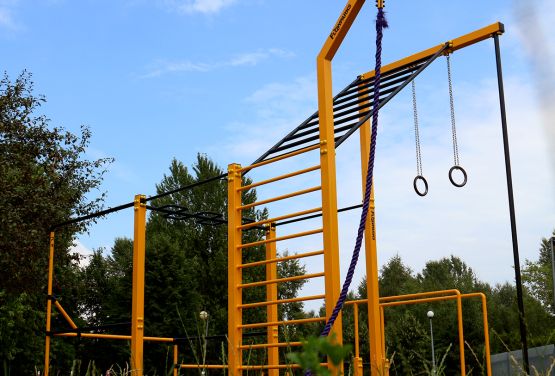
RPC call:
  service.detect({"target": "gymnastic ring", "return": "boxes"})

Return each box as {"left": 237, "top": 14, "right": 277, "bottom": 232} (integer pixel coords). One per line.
{"left": 413, "top": 175, "right": 428, "bottom": 197}
{"left": 449, "top": 165, "right": 468, "bottom": 187}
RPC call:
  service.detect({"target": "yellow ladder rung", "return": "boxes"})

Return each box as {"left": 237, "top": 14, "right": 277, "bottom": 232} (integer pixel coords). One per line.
{"left": 239, "top": 165, "right": 321, "bottom": 192}
{"left": 240, "top": 228, "right": 323, "bottom": 249}
{"left": 239, "top": 316, "right": 326, "bottom": 330}
{"left": 238, "top": 186, "right": 321, "bottom": 211}
{"left": 238, "top": 250, "right": 324, "bottom": 269}
{"left": 238, "top": 144, "right": 320, "bottom": 172}
{"left": 238, "top": 207, "right": 322, "bottom": 230}
{"left": 238, "top": 272, "right": 325, "bottom": 289}
{"left": 239, "top": 294, "right": 326, "bottom": 309}
{"left": 179, "top": 365, "right": 228, "bottom": 369}
{"left": 238, "top": 342, "right": 302, "bottom": 350}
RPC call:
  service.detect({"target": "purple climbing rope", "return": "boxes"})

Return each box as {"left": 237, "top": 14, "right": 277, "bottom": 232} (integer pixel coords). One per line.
{"left": 317, "top": 5, "right": 388, "bottom": 341}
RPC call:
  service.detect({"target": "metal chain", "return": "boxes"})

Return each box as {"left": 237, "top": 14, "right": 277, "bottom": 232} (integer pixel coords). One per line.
{"left": 412, "top": 80, "right": 423, "bottom": 176}
{"left": 447, "top": 55, "right": 460, "bottom": 166}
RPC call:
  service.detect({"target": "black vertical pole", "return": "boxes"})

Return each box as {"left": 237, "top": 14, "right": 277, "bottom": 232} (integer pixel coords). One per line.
{"left": 493, "top": 33, "right": 530, "bottom": 374}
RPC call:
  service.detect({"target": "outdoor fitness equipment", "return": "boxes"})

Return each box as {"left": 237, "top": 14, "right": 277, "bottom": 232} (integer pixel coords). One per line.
{"left": 411, "top": 54, "right": 468, "bottom": 197}
{"left": 411, "top": 79, "right": 428, "bottom": 196}
{"left": 446, "top": 54, "right": 468, "bottom": 188}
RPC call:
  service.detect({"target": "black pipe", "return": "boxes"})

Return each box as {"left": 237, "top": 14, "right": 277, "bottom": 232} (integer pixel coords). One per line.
{"left": 494, "top": 33, "right": 529, "bottom": 374}
{"left": 51, "top": 201, "right": 135, "bottom": 230}
{"left": 275, "top": 203, "right": 363, "bottom": 227}
{"left": 145, "top": 173, "right": 227, "bottom": 202}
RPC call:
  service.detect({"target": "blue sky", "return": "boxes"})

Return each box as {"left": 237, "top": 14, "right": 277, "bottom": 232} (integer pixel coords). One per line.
{"left": 2, "top": 0, "right": 554, "bottom": 305}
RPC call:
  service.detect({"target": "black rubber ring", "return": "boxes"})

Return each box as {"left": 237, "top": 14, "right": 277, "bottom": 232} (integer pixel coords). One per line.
{"left": 449, "top": 165, "right": 467, "bottom": 187}
{"left": 413, "top": 175, "right": 428, "bottom": 197}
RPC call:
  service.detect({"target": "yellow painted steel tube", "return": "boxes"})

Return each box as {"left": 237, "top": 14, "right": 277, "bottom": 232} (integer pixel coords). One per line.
{"left": 354, "top": 303, "right": 360, "bottom": 358}
{"left": 239, "top": 364, "right": 327, "bottom": 370}
{"left": 131, "top": 194, "right": 147, "bottom": 375}
{"left": 239, "top": 316, "right": 326, "bottom": 330}
{"left": 239, "top": 250, "right": 324, "bottom": 269}
{"left": 379, "top": 289, "right": 462, "bottom": 302}
{"left": 239, "top": 165, "right": 321, "bottom": 192}
{"left": 266, "top": 225, "right": 279, "bottom": 376}
{"left": 238, "top": 144, "right": 320, "bottom": 172}
{"left": 359, "top": 82, "right": 386, "bottom": 374}
{"left": 464, "top": 293, "right": 492, "bottom": 376}
{"left": 317, "top": 3, "right": 368, "bottom": 371}
{"left": 239, "top": 272, "right": 325, "bottom": 289}
{"left": 238, "top": 207, "right": 322, "bottom": 230}
{"left": 238, "top": 342, "right": 302, "bottom": 350}
{"left": 173, "top": 345, "right": 178, "bottom": 376}
{"left": 53, "top": 301, "right": 78, "bottom": 329}
{"left": 227, "top": 163, "right": 243, "bottom": 376}
{"left": 360, "top": 23, "right": 504, "bottom": 81}
{"left": 180, "top": 365, "right": 228, "bottom": 369}
{"left": 239, "top": 294, "right": 325, "bottom": 309}
{"left": 238, "top": 186, "right": 321, "bottom": 211}
{"left": 380, "top": 305, "right": 385, "bottom": 360}
{"left": 54, "top": 332, "right": 175, "bottom": 342}
{"left": 239, "top": 228, "right": 323, "bottom": 249}
{"left": 44, "top": 232, "right": 55, "bottom": 376}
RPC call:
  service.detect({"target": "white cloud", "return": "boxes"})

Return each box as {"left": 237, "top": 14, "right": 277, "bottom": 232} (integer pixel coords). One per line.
{"left": 69, "top": 240, "right": 94, "bottom": 267}
{"left": 0, "top": 6, "right": 17, "bottom": 30}
{"left": 142, "top": 48, "right": 294, "bottom": 78}
{"left": 164, "top": 0, "right": 237, "bottom": 15}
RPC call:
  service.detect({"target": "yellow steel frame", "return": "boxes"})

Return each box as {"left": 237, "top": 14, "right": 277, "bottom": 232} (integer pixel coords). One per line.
{"left": 43, "top": 6, "right": 505, "bottom": 374}
{"left": 345, "top": 290, "right": 492, "bottom": 376}
{"left": 318, "top": 0, "right": 504, "bottom": 372}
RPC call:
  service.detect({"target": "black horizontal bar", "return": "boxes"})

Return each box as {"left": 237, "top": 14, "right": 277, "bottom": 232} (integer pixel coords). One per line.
{"left": 51, "top": 202, "right": 135, "bottom": 231}
{"left": 275, "top": 204, "right": 363, "bottom": 226}
{"left": 250, "top": 76, "right": 361, "bottom": 166}
{"left": 146, "top": 173, "right": 227, "bottom": 202}
{"left": 335, "top": 43, "right": 449, "bottom": 148}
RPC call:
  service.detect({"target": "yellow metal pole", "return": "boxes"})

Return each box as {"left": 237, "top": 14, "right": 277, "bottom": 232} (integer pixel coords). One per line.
{"left": 359, "top": 82, "right": 387, "bottom": 376}
{"left": 44, "top": 231, "right": 55, "bottom": 376}
{"left": 266, "top": 224, "right": 279, "bottom": 375}
{"left": 317, "top": 2, "right": 366, "bottom": 372}
{"left": 227, "top": 163, "right": 243, "bottom": 376}
{"left": 131, "top": 194, "right": 147, "bottom": 375}
{"left": 173, "top": 344, "right": 179, "bottom": 376}
{"left": 456, "top": 292, "right": 466, "bottom": 376}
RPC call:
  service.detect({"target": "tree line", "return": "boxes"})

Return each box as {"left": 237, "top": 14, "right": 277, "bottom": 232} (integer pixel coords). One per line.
{"left": 1, "top": 71, "right": 553, "bottom": 375}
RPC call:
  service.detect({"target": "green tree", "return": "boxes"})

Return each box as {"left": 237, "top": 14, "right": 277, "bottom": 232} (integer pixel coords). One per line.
{"left": 522, "top": 229, "right": 555, "bottom": 315}
{"left": 0, "top": 71, "right": 112, "bottom": 373}
{"left": 79, "top": 155, "right": 309, "bottom": 373}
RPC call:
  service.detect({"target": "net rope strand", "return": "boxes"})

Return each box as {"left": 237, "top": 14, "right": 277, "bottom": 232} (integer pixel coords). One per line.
{"left": 305, "top": 7, "right": 388, "bottom": 375}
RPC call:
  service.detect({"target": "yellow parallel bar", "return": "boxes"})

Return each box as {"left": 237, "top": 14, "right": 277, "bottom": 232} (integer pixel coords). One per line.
{"left": 239, "top": 294, "right": 326, "bottom": 309}
{"left": 266, "top": 225, "right": 279, "bottom": 376}
{"left": 239, "top": 316, "right": 326, "bottom": 329}
{"left": 238, "top": 342, "right": 302, "bottom": 350}
{"left": 131, "top": 194, "right": 147, "bottom": 376}
{"left": 239, "top": 144, "right": 320, "bottom": 172}
{"left": 379, "top": 289, "right": 462, "bottom": 303}
{"left": 54, "top": 332, "right": 174, "bottom": 343}
{"left": 44, "top": 232, "right": 55, "bottom": 376}
{"left": 360, "top": 22, "right": 504, "bottom": 80}
{"left": 465, "top": 293, "right": 492, "bottom": 376}
{"left": 353, "top": 303, "right": 360, "bottom": 358}
{"left": 238, "top": 186, "right": 321, "bottom": 211}
{"left": 239, "top": 228, "right": 323, "bottom": 249}
{"left": 238, "top": 207, "right": 322, "bottom": 230}
{"left": 239, "top": 364, "right": 327, "bottom": 370}
{"left": 239, "top": 165, "right": 321, "bottom": 192}
{"left": 227, "top": 163, "right": 243, "bottom": 376}
{"left": 180, "top": 365, "right": 228, "bottom": 369}
{"left": 53, "top": 301, "right": 78, "bottom": 330}
{"left": 239, "top": 272, "right": 325, "bottom": 289}
{"left": 239, "top": 250, "right": 324, "bottom": 269}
